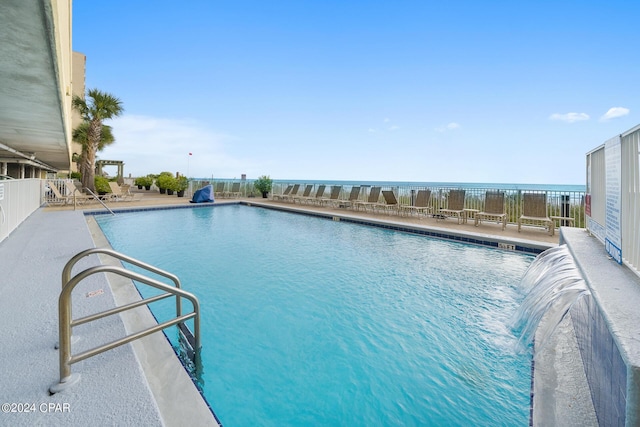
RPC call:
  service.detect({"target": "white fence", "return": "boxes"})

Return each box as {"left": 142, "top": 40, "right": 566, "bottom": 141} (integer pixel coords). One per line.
{"left": 586, "top": 123, "right": 640, "bottom": 274}
{"left": 0, "top": 178, "right": 42, "bottom": 243}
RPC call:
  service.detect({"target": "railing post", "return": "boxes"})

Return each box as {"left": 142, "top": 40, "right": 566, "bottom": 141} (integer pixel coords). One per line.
{"left": 50, "top": 282, "right": 81, "bottom": 393}
{"left": 561, "top": 195, "right": 570, "bottom": 226}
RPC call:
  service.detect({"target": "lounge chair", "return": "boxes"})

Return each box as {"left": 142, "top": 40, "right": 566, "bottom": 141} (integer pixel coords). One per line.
{"left": 272, "top": 184, "right": 293, "bottom": 201}
{"left": 439, "top": 189, "right": 466, "bottom": 223}
{"left": 44, "top": 181, "right": 68, "bottom": 205}
{"left": 301, "top": 185, "right": 326, "bottom": 205}
{"left": 336, "top": 186, "right": 361, "bottom": 208}
{"left": 319, "top": 185, "right": 341, "bottom": 206}
{"left": 293, "top": 184, "right": 313, "bottom": 204}
{"left": 354, "top": 186, "right": 381, "bottom": 211}
{"left": 120, "top": 184, "right": 142, "bottom": 201}
{"left": 400, "top": 189, "right": 432, "bottom": 217}
{"left": 64, "top": 182, "right": 97, "bottom": 204}
{"left": 214, "top": 182, "right": 225, "bottom": 199}
{"left": 475, "top": 191, "right": 507, "bottom": 230}
{"left": 225, "top": 182, "right": 242, "bottom": 198}
{"left": 108, "top": 182, "right": 134, "bottom": 201}
{"left": 518, "top": 193, "right": 554, "bottom": 236}
{"left": 46, "top": 181, "right": 92, "bottom": 205}
{"left": 375, "top": 190, "right": 400, "bottom": 215}
{"left": 282, "top": 184, "right": 300, "bottom": 202}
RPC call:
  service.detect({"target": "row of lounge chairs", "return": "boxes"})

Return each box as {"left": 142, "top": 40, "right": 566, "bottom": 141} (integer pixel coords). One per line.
{"left": 431, "top": 190, "right": 558, "bottom": 235}
{"left": 272, "top": 185, "right": 562, "bottom": 235}
{"left": 273, "top": 185, "right": 429, "bottom": 215}
{"left": 213, "top": 182, "right": 242, "bottom": 199}
{"left": 45, "top": 181, "right": 141, "bottom": 206}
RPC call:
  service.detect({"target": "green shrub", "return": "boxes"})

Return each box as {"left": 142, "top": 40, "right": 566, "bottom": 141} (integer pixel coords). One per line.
{"left": 253, "top": 175, "right": 273, "bottom": 194}
{"left": 156, "top": 172, "right": 176, "bottom": 190}
{"left": 175, "top": 176, "right": 189, "bottom": 191}
{"left": 94, "top": 176, "right": 111, "bottom": 193}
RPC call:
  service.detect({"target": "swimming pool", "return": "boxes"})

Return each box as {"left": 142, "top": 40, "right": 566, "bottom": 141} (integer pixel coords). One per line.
{"left": 96, "top": 204, "right": 534, "bottom": 426}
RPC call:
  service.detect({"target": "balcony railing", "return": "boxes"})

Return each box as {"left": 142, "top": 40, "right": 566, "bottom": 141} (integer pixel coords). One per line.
{"left": 190, "top": 179, "right": 586, "bottom": 228}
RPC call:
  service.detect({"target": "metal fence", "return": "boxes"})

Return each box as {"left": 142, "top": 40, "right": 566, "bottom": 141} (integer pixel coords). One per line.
{"left": 191, "top": 179, "right": 586, "bottom": 228}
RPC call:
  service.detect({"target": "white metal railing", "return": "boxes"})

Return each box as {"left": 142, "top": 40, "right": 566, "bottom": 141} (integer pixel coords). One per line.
{"left": 154, "top": 179, "right": 587, "bottom": 228}
{"left": 262, "top": 182, "right": 586, "bottom": 228}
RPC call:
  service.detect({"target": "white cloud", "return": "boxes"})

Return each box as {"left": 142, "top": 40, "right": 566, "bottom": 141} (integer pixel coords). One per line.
{"left": 388, "top": 125, "right": 399, "bottom": 131}
{"left": 435, "top": 122, "right": 460, "bottom": 132}
{"left": 549, "top": 112, "right": 590, "bottom": 123}
{"left": 384, "top": 117, "right": 390, "bottom": 123}
{"left": 600, "top": 107, "right": 630, "bottom": 121}
{"left": 368, "top": 128, "right": 376, "bottom": 133}
{"left": 99, "top": 114, "right": 253, "bottom": 178}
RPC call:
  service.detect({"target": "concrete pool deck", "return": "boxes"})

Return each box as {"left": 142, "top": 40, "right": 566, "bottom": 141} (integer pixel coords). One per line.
{"left": 1, "top": 190, "right": 562, "bottom": 425}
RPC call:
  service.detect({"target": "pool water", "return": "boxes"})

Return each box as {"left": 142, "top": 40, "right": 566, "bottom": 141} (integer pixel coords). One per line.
{"left": 96, "top": 205, "right": 534, "bottom": 426}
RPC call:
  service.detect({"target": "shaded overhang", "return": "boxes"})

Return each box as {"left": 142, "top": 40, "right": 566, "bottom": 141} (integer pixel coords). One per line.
{"left": 0, "top": 0, "right": 72, "bottom": 171}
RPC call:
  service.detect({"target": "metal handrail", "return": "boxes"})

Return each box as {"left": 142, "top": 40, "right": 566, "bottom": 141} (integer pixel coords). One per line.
{"left": 84, "top": 187, "right": 115, "bottom": 215}
{"left": 50, "top": 250, "right": 201, "bottom": 393}
{"left": 62, "top": 248, "right": 184, "bottom": 317}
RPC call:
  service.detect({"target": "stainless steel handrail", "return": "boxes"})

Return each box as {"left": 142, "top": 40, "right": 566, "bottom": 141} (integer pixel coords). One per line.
{"left": 84, "top": 187, "right": 115, "bottom": 215}
{"left": 62, "top": 248, "right": 184, "bottom": 317}
{"left": 50, "top": 250, "right": 201, "bottom": 393}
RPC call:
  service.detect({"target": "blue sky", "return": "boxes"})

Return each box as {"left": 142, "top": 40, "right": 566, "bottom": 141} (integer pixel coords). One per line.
{"left": 73, "top": 1, "right": 639, "bottom": 184}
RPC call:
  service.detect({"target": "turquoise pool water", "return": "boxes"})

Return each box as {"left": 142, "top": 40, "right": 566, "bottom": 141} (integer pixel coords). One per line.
{"left": 96, "top": 205, "right": 534, "bottom": 426}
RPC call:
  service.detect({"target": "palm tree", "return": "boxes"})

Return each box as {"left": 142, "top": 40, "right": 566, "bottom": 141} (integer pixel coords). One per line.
{"left": 72, "top": 89, "right": 123, "bottom": 192}
{"left": 72, "top": 122, "right": 115, "bottom": 180}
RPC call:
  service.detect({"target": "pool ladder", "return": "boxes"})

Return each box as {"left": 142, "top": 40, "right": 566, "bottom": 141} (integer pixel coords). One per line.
{"left": 50, "top": 248, "right": 201, "bottom": 394}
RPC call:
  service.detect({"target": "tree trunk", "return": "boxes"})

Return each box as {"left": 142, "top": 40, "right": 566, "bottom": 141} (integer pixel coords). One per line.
{"left": 83, "top": 120, "right": 103, "bottom": 193}
{"left": 82, "top": 149, "right": 95, "bottom": 192}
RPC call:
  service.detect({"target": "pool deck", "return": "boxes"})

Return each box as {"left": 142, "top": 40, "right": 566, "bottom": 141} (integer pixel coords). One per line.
{"left": 1, "top": 190, "right": 562, "bottom": 426}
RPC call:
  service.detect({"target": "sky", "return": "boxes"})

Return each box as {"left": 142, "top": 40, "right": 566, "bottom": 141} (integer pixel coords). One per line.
{"left": 72, "top": 0, "right": 640, "bottom": 184}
